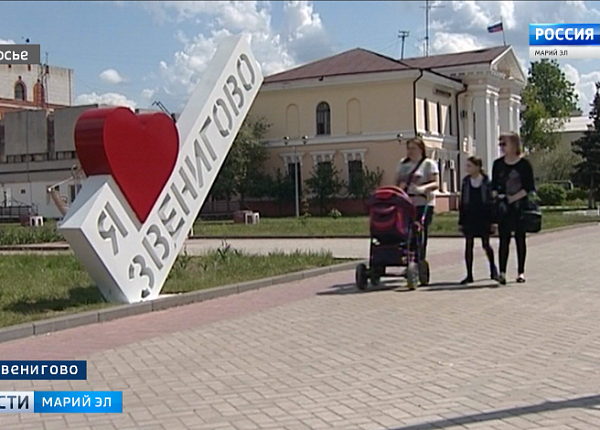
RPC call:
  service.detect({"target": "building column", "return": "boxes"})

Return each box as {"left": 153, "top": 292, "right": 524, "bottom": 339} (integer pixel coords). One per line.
{"left": 472, "top": 90, "right": 494, "bottom": 175}
{"left": 499, "top": 93, "right": 513, "bottom": 134}
{"left": 490, "top": 90, "right": 500, "bottom": 160}
{"left": 463, "top": 95, "right": 473, "bottom": 154}
{"left": 511, "top": 94, "right": 522, "bottom": 133}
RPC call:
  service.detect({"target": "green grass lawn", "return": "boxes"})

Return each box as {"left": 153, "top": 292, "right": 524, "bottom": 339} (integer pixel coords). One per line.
{"left": 193, "top": 210, "right": 600, "bottom": 237}
{"left": 0, "top": 250, "right": 339, "bottom": 328}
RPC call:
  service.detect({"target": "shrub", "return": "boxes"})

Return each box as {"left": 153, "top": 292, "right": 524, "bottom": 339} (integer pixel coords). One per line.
{"left": 0, "top": 224, "right": 63, "bottom": 245}
{"left": 566, "top": 188, "right": 588, "bottom": 201}
{"left": 565, "top": 198, "right": 587, "bottom": 207}
{"left": 328, "top": 209, "right": 342, "bottom": 219}
{"left": 537, "top": 183, "right": 567, "bottom": 206}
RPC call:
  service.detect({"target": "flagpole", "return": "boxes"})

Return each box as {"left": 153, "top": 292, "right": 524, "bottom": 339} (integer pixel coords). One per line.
{"left": 502, "top": 17, "right": 506, "bottom": 46}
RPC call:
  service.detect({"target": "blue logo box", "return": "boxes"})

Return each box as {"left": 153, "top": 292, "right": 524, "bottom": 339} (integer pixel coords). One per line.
{"left": 0, "top": 361, "right": 86, "bottom": 380}
{"left": 529, "top": 23, "right": 600, "bottom": 45}
{"left": 34, "top": 391, "right": 122, "bottom": 413}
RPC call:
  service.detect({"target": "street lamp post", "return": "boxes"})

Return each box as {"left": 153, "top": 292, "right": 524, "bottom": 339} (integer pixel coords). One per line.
{"left": 284, "top": 136, "right": 308, "bottom": 217}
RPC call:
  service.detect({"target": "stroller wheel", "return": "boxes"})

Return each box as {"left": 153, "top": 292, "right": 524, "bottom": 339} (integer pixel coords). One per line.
{"left": 418, "top": 260, "right": 430, "bottom": 286}
{"left": 356, "top": 263, "right": 368, "bottom": 291}
{"left": 406, "top": 262, "right": 419, "bottom": 290}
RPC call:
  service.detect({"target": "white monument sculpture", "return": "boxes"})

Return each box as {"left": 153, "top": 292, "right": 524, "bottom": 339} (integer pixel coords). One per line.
{"left": 59, "top": 34, "right": 263, "bottom": 304}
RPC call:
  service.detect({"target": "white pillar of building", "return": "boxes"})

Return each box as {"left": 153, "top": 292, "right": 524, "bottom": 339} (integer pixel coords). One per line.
{"left": 490, "top": 90, "right": 500, "bottom": 160}
{"left": 511, "top": 94, "right": 522, "bottom": 133}
{"left": 472, "top": 89, "right": 495, "bottom": 175}
{"left": 498, "top": 92, "right": 513, "bottom": 134}
{"left": 463, "top": 95, "right": 473, "bottom": 154}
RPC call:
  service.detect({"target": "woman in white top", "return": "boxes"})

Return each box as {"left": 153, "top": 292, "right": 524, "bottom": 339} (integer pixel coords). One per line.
{"left": 394, "top": 137, "right": 439, "bottom": 259}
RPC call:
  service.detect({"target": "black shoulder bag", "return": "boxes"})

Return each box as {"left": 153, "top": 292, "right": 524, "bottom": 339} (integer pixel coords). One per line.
{"left": 519, "top": 196, "right": 542, "bottom": 233}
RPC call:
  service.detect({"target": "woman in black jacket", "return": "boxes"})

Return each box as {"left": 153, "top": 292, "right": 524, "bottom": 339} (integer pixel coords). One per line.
{"left": 458, "top": 156, "right": 498, "bottom": 285}
{"left": 492, "top": 132, "right": 536, "bottom": 285}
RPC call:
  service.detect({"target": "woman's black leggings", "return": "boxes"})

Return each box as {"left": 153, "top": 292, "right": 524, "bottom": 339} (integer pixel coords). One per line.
{"left": 498, "top": 205, "right": 527, "bottom": 274}
{"left": 465, "top": 234, "right": 495, "bottom": 276}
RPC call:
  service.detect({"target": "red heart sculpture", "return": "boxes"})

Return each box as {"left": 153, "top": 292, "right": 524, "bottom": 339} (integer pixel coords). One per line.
{"left": 74, "top": 107, "right": 179, "bottom": 223}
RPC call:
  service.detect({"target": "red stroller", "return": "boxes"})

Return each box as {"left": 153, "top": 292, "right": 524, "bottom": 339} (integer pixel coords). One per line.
{"left": 355, "top": 186, "right": 430, "bottom": 290}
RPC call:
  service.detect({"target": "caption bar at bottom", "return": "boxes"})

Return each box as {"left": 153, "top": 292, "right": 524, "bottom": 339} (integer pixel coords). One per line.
{"left": 0, "top": 391, "right": 122, "bottom": 413}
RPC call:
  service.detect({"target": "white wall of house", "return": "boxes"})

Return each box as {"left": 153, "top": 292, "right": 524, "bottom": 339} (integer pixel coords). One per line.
{"left": 0, "top": 180, "right": 81, "bottom": 219}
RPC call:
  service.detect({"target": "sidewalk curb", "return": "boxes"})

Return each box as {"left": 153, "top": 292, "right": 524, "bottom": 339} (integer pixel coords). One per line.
{"left": 0, "top": 260, "right": 364, "bottom": 344}
{"left": 0, "top": 222, "right": 596, "bottom": 251}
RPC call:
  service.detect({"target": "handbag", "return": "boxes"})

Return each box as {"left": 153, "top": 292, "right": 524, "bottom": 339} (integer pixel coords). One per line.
{"left": 519, "top": 199, "right": 542, "bottom": 233}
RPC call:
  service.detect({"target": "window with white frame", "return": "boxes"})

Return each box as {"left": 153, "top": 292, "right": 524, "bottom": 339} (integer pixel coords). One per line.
{"left": 280, "top": 153, "right": 303, "bottom": 194}
{"left": 311, "top": 151, "right": 335, "bottom": 167}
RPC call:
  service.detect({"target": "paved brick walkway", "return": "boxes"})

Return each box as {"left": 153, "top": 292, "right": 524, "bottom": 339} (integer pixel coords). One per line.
{"left": 0, "top": 225, "right": 599, "bottom": 429}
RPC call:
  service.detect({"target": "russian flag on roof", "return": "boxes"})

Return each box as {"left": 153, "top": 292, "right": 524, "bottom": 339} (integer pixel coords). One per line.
{"left": 487, "top": 22, "right": 503, "bottom": 33}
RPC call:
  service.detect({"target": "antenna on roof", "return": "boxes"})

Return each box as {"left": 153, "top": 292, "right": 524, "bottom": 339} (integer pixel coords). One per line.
{"left": 398, "top": 30, "right": 410, "bottom": 60}
{"left": 420, "top": 0, "right": 444, "bottom": 57}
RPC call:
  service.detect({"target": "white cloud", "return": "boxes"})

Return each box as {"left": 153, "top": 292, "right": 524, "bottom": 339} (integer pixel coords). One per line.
{"left": 143, "top": 1, "right": 333, "bottom": 103}
{"left": 75, "top": 92, "right": 137, "bottom": 109}
{"left": 563, "top": 63, "right": 600, "bottom": 114}
{"left": 0, "top": 39, "right": 15, "bottom": 44}
{"left": 99, "top": 69, "right": 125, "bottom": 85}
{"left": 432, "top": 32, "right": 485, "bottom": 54}
{"left": 141, "top": 88, "right": 155, "bottom": 100}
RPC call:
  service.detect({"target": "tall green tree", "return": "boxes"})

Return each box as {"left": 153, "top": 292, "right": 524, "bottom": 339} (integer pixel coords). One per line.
{"left": 305, "top": 162, "right": 346, "bottom": 215}
{"left": 264, "top": 168, "right": 296, "bottom": 216}
{"left": 529, "top": 144, "right": 582, "bottom": 184}
{"left": 520, "top": 59, "right": 579, "bottom": 151}
{"left": 572, "top": 82, "right": 600, "bottom": 209}
{"left": 210, "top": 117, "right": 271, "bottom": 207}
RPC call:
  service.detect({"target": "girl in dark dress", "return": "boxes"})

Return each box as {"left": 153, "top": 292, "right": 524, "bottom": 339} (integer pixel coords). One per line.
{"left": 458, "top": 156, "right": 499, "bottom": 285}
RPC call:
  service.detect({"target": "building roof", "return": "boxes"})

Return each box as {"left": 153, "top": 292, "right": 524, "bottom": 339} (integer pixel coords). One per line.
{"left": 401, "top": 46, "right": 509, "bottom": 69}
{"left": 264, "top": 45, "right": 510, "bottom": 84}
{"left": 551, "top": 115, "right": 592, "bottom": 133}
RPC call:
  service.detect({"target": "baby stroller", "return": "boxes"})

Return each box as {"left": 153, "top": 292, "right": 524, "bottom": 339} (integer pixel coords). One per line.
{"left": 355, "top": 186, "right": 430, "bottom": 291}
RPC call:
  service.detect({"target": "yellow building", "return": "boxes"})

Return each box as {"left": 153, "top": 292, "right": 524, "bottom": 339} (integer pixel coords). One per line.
{"left": 248, "top": 45, "right": 526, "bottom": 213}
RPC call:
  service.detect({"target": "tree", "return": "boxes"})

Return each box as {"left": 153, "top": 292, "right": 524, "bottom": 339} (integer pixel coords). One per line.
{"left": 305, "top": 162, "right": 346, "bottom": 215}
{"left": 211, "top": 117, "right": 271, "bottom": 207}
{"left": 520, "top": 59, "right": 579, "bottom": 152}
{"left": 572, "top": 82, "right": 600, "bottom": 209}
{"left": 347, "top": 166, "right": 384, "bottom": 201}
{"left": 529, "top": 143, "right": 582, "bottom": 184}
{"left": 264, "top": 168, "right": 295, "bottom": 216}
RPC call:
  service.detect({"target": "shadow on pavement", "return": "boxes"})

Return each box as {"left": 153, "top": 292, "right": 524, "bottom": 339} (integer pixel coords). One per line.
{"left": 318, "top": 279, "right": 502, "bottom": 296}
{"left": 421, "top": 280, "right": 500, "bottom": 291}
{"left": 316, "top": 283, "right": 400, "bottom": 296}
{"left": 382, "top": 394, "right": 600, "bottom": 430}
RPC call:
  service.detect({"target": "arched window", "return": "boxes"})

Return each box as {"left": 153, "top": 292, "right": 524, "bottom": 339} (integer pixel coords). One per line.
{"left": 316, "top": 102, "right": 331, "bottom": 135}
{"left": 33, "top": 79, "right": 45, "bottom": 105}
{"left": 14, "top": 82, "right": 26, "bottom": 101}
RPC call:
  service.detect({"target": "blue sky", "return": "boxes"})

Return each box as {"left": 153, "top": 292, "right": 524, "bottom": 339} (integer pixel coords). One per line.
{"left": 3, "top": 1, "right": 600, "bottom": 113}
